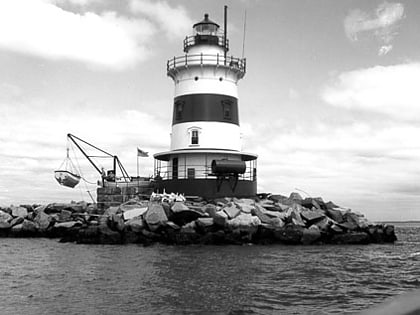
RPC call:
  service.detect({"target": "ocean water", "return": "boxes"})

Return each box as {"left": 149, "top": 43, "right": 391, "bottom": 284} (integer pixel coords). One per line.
{"left": 0, "top": 223, "right": 419, "bottom": 315}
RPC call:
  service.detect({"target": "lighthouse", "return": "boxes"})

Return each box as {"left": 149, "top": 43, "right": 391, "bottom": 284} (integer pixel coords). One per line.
{"left": 154, "top": 9, "right": 258, "bottom": 198}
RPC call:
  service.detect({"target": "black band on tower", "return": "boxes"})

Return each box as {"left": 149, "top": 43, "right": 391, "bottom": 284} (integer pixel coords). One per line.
{"left": 172, "top": 94, "right": 239, "bottom": 125}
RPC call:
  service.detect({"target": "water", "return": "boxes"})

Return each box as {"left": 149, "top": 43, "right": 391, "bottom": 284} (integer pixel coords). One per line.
{"left": 1, "top": 223, "right": 419, "bottom": 314}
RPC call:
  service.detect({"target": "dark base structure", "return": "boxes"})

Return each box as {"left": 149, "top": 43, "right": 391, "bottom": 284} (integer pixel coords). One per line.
{"left": 154, "top": 178, "right": 257, "bottom": 199}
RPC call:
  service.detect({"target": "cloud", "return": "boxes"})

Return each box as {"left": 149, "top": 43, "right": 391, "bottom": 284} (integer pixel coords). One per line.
{"left": 322, "top": 63, "right": 420, "bottom": 121}
{"left": 129, "top": 0, "right": 193, "bottom": 38}
{"left": 0, "top": 0, "right": 193, "bottom": 70}
{"left": 0, "top": 98, "right": 169, "bottom": 206}
{"left": 344, "top": 2, "right": 404, "bottom": 55}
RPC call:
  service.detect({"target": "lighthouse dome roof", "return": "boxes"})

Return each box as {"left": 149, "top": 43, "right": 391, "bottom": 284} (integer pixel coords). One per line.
{"left": 193, "top": 13, "right": 220, "bottom": 29}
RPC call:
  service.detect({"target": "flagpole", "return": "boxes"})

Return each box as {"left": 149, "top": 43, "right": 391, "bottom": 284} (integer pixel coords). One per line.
{"left": 137, "top": 150, "right": 139, "bottom": 195}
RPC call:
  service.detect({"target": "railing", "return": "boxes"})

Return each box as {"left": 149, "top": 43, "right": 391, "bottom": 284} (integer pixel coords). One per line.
{"left": 167, "top": 53, "right": 246, "bottom": 77}
{"left": 183, "top": 34, "right": 229, "bottom": 52}
{"left": 154, "top": 161, "right": 256, "bottom": 182}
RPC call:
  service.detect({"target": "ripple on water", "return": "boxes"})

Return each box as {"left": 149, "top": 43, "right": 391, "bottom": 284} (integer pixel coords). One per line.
{"left": 0, "top": 224, "right": 419, "bottom": 314}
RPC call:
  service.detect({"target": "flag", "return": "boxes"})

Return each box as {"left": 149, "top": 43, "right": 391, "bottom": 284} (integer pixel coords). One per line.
{"left": 137, "top": 148, "right": 149, "bottom": 157}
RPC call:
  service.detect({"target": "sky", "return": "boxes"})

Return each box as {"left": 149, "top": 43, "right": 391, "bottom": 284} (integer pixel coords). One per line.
{"left": 1, "top": 0, "right": 420, "bottom": 221}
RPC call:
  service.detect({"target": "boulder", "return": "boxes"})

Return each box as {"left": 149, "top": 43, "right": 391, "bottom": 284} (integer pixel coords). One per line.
{"left": 180, "top": 221, "right": 197, "bottom": 234}
{"left": 384, "top": 225, "right": 397, "bottom": 242}
{"left": 9, "top": 216, "right": 24, "bottom": 227}
{"left": 223, "top": 204, "right": 241, "bottom": 219}
{"left": 203, "top": 204, "right": 219, "bottom": 218}
{"left": 34, "top": 211, "right": 53, "bottom": 232}
{"left": 144, "top": 202, "right": 168, "bottom": 231}
{"left": 300, "top": 209, "right": 325, "bottom": 223}
{"left": 58, "top": 210, "right": 72, "bottom": 222}
{"left": 11, "top": 223, "right": 23, "bottom": 234}
{"left": 301, "top": 198, "right": 321, "bottom": 210}
{"left": 290, "top": 204, "right": 306, "bottom": 227}
{"left": 0, "top": 210, "right": 12, "bottom": 223}
{"left": 274, "top": 224, "right": 304, "bottom": 244}
{"left": 326, "top": 208, "right": 345, "bottom": 223}
{"left": 104, "top": 206, "right": 120, "bottom": 216}
{"left": 227, "top": 213, "right": 261, "bottom": 232}
{"left": 252, "top": 204, "right": 273, "bottom": 224}
{"left": 125, "top": 217, "right": 145, "bottom": 233}
{"left": 288, "top": 192, "right": 303, "bottom": 203}
{"left": 0, "top": 221, "right": 11, "bottom": 229}
{"left": 110, "top": 214, "right": 125, "bottom": 232}
{"left": 21, "top": 220, "right": 38, "bottom": 234}
{"left": 268, "top": 194, "right": 288, "bottom": 203}
{"left": 170, "top": 207, "right": 204, "bottom": 227}
{"left": 11, "top": 206, "right": 28, "bottom": 218}
{"left": 122, "top": 207, "right": 148, "bottom": 221}
{"left": 213, "top": 211, "right": 228, "bottom": 227}
{"left": 301, "top": 226, "right": 322, "bottom": 245}
{"left": 171, "top": 201, "right": 190, "bottom": 213}
{"left": 344, "top": 211, "right": 370, "bottom": 229}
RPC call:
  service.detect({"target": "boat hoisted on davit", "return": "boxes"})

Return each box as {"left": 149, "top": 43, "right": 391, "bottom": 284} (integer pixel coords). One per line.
{"left": 54, "top": 147, "right": 81, "bottom": 188}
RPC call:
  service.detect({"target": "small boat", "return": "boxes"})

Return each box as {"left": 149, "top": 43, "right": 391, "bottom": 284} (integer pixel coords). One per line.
{"left": 55, "top": 148, "right": 81, "bottom": 188}
{"left": 54, "top": 170, "right": 81, "bottom": 188}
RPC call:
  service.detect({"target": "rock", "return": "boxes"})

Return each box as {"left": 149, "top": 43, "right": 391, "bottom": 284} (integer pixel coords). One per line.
{"left": 290, "top": 204, "right": 306, "bottom": 227}
{"left": 111, "top": 214, "right": 125, "bottom": 232}
{"left": 170, "top": 207, "right": 204, "bottom": 227}
{"left": 126, "top": 217, "right": 145, "bottom": 233}
{"left": 196, "top": 217, "right": 214, "bottom": 228}
{"left": 344, "top": 211, "right": 370, "bottom": 229}
{"left": 326, "top": 208, "right": 345, "bottom": 223}
{"left": 384, "top": 225, "right": 397, "bottom": 242}
{"left": 330, "top": 224, "right": 344, "bottom": 234}
{"left": 203, "top": 204, "right": 219, "bottom": 218}
{"left": 301, "top": 198, "right": 322, "bottom": 210}
{"left": 11, "top": 206, "right": 28, "bottom": 218}
{"left": 181, "top": 221, "right": 197, "bottom": 234}
{"left": 227, "top": 213, "right": 261, "bottom": 232}
{"left": 34, "top": 211, "right": 52, "bottom": 232}
{"left": 0, "top": 210, "right": 12, "bottom": 223}
{"left": 330, "top": 232, "right": 370, "bottom": 244}
{"left": 144, "top": 202, "right": 168, "bottom": 231}
{"left": 104, "top": 206, "right": 120, "bottom": 216}
{"left": 268, "top": 194, "right": 288, "bottom": 203}
{"left": 21, "top": 220, "right": 38, "bottom": 234}
{"left": 11, "top": 223, "right": 23, "bottom": 234}
{"left": 223, "top": 204, "right": 241, "bottom": 219}
{"left": 338, "top": 221, "right": 358, "bottom": 231}
{"left": 119, "top": 199, "right": 147, "bottom": 211}
{"left": 274, "top": 224, "right": 304, "bottom": 244}
{"left": 171, "top": 201, "right": 190, "bottom": 213}
{"left": 54, "top": 221, "right": 80, "bottom": 229}
{"left": 9, "top": 216, "right": 24, "bottom": 227}
{"left": 288, "top": 192, "right": 303, "bottom": 203}
{"left": 122, "top": 207, "right": 148, "bottom": 221}
{"left": 213, "top": 211, "right": 228, "bottom": 227}
{"left": 300, "top": 209, "right": 325, "bottom": 223}
{"left": 252, "top": 204, "right": 273, "bottom": 224}
{"left": 301, "top": 226, "right": 322, "bottom": 245}
{"left": 165, "top": 221, "right": 181, "bottom": 230}
{"left": 58, "top": 210, "right": 72, "bottom": 222}
{"left": 265, "top": 217, "right": 285, "bottom": 229}
{"left": 325, "top": 201, "right": 339, "bottom": 210}
{"left": 0, "top": 221, "right": 11, "bottom": 229}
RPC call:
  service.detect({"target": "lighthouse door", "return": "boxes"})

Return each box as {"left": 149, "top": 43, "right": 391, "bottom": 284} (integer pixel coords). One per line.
{"left": 172, "top": 157, "right": 178, "bottom": 179}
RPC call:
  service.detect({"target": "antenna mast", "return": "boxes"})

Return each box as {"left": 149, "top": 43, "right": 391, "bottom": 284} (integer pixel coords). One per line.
{"left": 224, "top": 5, "right": 227, "bottom": 64}
{"left": 242, "top": 10, "right": 247, "bottom": 59}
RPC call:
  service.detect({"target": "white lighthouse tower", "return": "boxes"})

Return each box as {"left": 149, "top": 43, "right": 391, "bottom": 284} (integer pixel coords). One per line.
{"left": 154, "top": 9, "right": 257, "bottom": 198}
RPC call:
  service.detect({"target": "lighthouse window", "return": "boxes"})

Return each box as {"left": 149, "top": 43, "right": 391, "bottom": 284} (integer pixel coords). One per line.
{"left": 191, "top": 130, "right": 199, "bottom": 145}
{"left": 175, "top": 101, "right": 184, "bottom": 120}
{"left": 222, "top": 100, "right": 232, "bottom": 120}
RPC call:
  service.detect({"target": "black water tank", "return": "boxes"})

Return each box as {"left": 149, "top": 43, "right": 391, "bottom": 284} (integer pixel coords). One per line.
{"left": 211, "top": 160, "right": 246, "bottom": 174}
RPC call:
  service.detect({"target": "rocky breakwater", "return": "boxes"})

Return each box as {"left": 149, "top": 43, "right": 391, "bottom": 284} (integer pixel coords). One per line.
{"left": 0, "top": 193, "right": 397, "bottom": 245}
